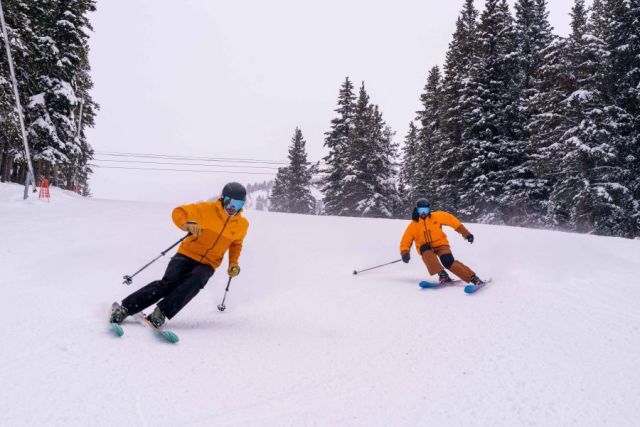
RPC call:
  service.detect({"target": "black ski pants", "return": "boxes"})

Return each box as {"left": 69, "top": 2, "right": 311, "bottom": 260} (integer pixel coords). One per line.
{"left": 122, "top": 253, "right": 214, "bottom": 319}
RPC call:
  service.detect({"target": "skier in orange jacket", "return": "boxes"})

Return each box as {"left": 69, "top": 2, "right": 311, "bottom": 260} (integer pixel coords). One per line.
{"left": 110, "top": 182, "right": 249, "bottom": 328}
{"left": 400, "top": 199, "right": 484, "bottom": 285}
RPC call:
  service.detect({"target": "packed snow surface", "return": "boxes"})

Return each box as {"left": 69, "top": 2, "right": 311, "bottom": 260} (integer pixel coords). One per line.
{"left": 1, "top": 182, "right": 639, "bottom": 426}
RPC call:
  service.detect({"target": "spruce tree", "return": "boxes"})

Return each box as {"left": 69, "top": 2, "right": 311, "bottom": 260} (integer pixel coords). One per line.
{"left": 546, "top": 0, "right": 634, "bottom": 236}
{"left": 440, "top": 0, "right": 478, "bottom": 212}
{"left": 0, "top": 0, "right": 97, "bottom": 190}
{"left": 503, "top": 0, "right": 555, "bottom": 225}
{"left": 341, "top": 82, "right": 372, "bottom": 216}
{"left": 270, "top": 128, "right": 315, "bottom": 214}
{"left": 0, "top": 0, "right": 35, "bottom": 182}
{"left": 322, "top": 77, "right": 355, "bottom": 215}
{"left": 399, "top": 121, "right": 419, "bottom": 206}
{"left": 414, "top": 66, "right": 449, "bottom": 210}
{"left": 341, "top": 83, "right": 399, "bottom": 218}
{"left": 457, "top": 0, "right": 520, "bottom": 222}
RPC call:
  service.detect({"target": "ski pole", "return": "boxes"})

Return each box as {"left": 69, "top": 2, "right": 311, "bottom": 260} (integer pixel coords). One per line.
{"left": 122, "top": 233, "right": 190, "bottom": 285}
{"left": 353, "top": 259, "right": 402, "bottom": 275}
{"left": 217, "top": 276, "right": 233, "bottom": 312}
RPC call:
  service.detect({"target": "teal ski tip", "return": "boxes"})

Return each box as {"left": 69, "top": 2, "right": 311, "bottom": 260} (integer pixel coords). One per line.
{"left": 419, "top": 280, "right": 439, "bottom": 289}
{"left": 160, "top": 331, "right": 179, "bottom": 343}
{"left": 110, "top": 322, "right": 124, "bottom": 336}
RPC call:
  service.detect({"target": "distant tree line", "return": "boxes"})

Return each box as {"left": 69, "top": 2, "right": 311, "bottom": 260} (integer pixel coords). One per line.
{"left": 399, "top": 0, "right": 640, "bottom": 238}
{"left": 0, "top": 0, "right": 97, "bottom": 194}
{"left": 255, "top": 0, "right": 640, "bottom": 238}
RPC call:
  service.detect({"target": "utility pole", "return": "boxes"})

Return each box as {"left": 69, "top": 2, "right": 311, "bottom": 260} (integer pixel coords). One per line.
{"left": 0, "top": 0, "right": 35, "bottom": 199}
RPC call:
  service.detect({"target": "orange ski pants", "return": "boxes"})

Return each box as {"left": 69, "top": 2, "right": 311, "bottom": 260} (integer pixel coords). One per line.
{"left": 421, "top": 245, "right": 475, "bottom": 282}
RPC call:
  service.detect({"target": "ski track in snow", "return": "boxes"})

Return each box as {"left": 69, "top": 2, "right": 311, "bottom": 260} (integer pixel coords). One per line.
{"left": 1, "top": 182, "right": 639, "bottom": 426}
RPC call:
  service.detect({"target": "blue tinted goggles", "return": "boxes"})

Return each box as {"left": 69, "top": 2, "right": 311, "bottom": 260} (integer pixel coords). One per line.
{"left": 223, "top": 196, "right": 245, "bottom": 213}
{"left": 417, "top": 207, "right": 430, "bottom": 215}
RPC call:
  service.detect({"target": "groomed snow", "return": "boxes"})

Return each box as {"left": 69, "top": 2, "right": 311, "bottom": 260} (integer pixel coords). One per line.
{"left": 1, "top": 182, "right": 639, "bottom": 426}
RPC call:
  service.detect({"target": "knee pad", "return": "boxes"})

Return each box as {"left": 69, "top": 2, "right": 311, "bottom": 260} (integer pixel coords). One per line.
{"left": 440, "top": 253, "right": 455, "bottom": 269}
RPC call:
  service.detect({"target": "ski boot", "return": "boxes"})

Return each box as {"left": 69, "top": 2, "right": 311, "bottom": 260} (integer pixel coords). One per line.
{"left": 438, "top": 270, "right": 453, "bottom": 285}
{"left": 470, "top": 274, "right": 485, "bottom": 286}
{"left": 146, "top": 306, "right": 166, "bottom": 329}
{"left": 110, "top": 303, "right": 129, "bottom": 324}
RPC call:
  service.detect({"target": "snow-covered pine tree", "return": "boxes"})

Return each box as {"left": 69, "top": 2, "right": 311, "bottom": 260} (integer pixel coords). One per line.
{"left": 269, "top": 166, "right": 290, "bottom": 213}
{"left": 341, "top": 83, "right": 399, "bottom": 218}
{"left": 269, "top": 127, "right": 315, "bottom": 214}
{"left": 457, "top": 0, "right": 520, "bottom": 222}
{"left": 525, "top": 33, "right": 572, "bottom": 226}
{"left": 439, "top": 0, "right": 478, "bottom": 213}
{"left": 595, "top": 0, "right": 640, "bottom": 234}
{"left": 362, "top": 105, "right": 400, "bottom": 218}
{"left": 0, "top": 0, "right": 35, "bottom": 183}
{"left": 414, "top": 66, "right": 449, "bottom": 211}
{"left": 503, "top": 0, "right": 555, "bottom": 225}
{"left": 340, "top": 82, "right": 372, "bottom": 216}
{"left": 399, "top": 121, "right": 419, "bottom": 207}
{"left": 322, "top": 77, "right": 355, "bottom": 215}
{"left": 28, "top": 0, "right": 97, "bottom": 190}
{"left": 547, "top": 0, "right": 635, "bottom": 236}
{"left": 0, "top": 0, "right": 97, "bottom": 191}
{"left": 629, "top": 0, "right": 640, "bottom": 228}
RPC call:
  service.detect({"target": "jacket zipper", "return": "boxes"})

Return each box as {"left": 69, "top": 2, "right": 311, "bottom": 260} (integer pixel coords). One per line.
{"left": 422, "top": 219, "right": 432, "bottom": 246}
{"left": 199, "top": 216, "right": 231, "bottom": 264}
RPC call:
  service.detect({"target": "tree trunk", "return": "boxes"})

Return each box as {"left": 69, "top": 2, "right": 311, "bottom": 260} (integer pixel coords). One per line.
{"left": 4, "top": 156, "right": 14, "bottom": 182}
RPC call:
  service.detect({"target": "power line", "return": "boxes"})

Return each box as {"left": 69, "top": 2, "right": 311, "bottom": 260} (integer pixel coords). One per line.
{"left": 93, "top": 158, "right": 281, "bottom": 170}
{"left": 90, "top": 164, "right": 277, "bottom": 175}
{"left": 94, "top": 150, "right": 288, "bottom": 165}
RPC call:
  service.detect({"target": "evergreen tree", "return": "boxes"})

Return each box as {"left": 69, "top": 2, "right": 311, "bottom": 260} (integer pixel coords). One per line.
{"left": 503, "top": 0, "right": 555, "bottom": 225}
{"left": 0, "top": 0, "right": 34, "bottom": 182}
{"left": 629, "top": 0, "right": 640, "bottom": 227}
{"left": 399, "top": 121, "right": 419, "bottom": 206}
{"left": 341, "top": 83, "right": 399, "bottom": 218}
{"left": 439, "top": 0, "right": 478, "bottom": 212}
{"left": 414, "top": 66, "right": 450, "bottom": 210}
{"left": 0, "top": 0, "right": 97, "bottom": 191}
{"left": 322, "top": 77, "right": 355, "bottom": 215}
{"left": 546, "top": 0, "right": 635, "bottom": 236}
{"left": 457, "top": 0, "right": 520, "bottom": 222}
{"left": 269, "top": 127, "right": 315, "bottom": 214}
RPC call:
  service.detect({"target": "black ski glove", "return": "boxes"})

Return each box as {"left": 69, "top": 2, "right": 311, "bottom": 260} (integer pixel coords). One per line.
{"left": 401, "top": 252, "right": 411, "bottom": 263}
{"left": 466, "top": 234, "right": 474, "bottom": 244}
{"left": 419, "top": 243, "right": 431, "bottom": 254}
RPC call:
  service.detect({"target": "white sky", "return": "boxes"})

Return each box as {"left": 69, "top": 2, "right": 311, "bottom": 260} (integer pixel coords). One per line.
{"left": 87, "top": 0, "right": 579, "bottom": 203}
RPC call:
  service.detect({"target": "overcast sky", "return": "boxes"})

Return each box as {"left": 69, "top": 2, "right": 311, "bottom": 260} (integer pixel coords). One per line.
{"left": 87, "top": 0, "right": 581, "bottom": 203}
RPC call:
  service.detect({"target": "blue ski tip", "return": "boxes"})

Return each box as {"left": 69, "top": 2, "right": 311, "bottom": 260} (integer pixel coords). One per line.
{"left": 110, "top": 322, "right": 124, "bottom": 336}
{"left": 160, "top": 331, "right": 179, "bottom": 343}
{"left": 419, "top": 281, "right": 439, "bottom": 288}
{"left": 464, "top": 284, "right": 478, "bottom": 294}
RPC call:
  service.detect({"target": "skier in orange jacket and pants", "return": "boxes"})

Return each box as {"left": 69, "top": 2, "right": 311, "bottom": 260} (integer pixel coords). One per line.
{"left": 400, "top": 199, "right": 484, "bottom": 285}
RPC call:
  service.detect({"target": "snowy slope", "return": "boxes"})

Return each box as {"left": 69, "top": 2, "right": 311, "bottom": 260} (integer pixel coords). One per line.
{"left": 1, "top": 182, "right": 639, "bottom": 427}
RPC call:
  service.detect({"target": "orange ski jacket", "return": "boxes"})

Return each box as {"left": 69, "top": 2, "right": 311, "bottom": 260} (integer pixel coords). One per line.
{"left": 400, "top": 211, "right": 471, "bottom": 255}
{"left": 172, "top": 199, "right": 249, "bottom": 270}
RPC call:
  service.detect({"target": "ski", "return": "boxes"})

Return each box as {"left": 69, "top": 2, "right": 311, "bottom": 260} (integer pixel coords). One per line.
{"left": 464, "top": 278, "right": 492, "bottom": 294}
{"left": 109, "top": 302, "right": 124, "bottom": 336}
{"left": 136, "top": 312, "right": 179, "bottom": 343}
{"left": 419, "top": 279, "right": 462, "bottom": 289}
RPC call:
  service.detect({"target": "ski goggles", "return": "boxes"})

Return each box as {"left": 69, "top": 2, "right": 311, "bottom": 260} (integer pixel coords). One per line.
{"left": 417, "top": 207, "right": 431, "bottom": 215}
{"left": 223, "top": 196, "right": 245, "bottom": 213}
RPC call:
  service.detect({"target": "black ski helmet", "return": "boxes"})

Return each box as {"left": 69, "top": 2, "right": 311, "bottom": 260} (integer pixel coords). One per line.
{"left": 221, "top": 182, "right": 247, "bottom": 201}
{"left": 416, "top": 199, "right": 431, "bottom": 209}
{"left": 412, "top": 199, "right": 431, "bottom": 221}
